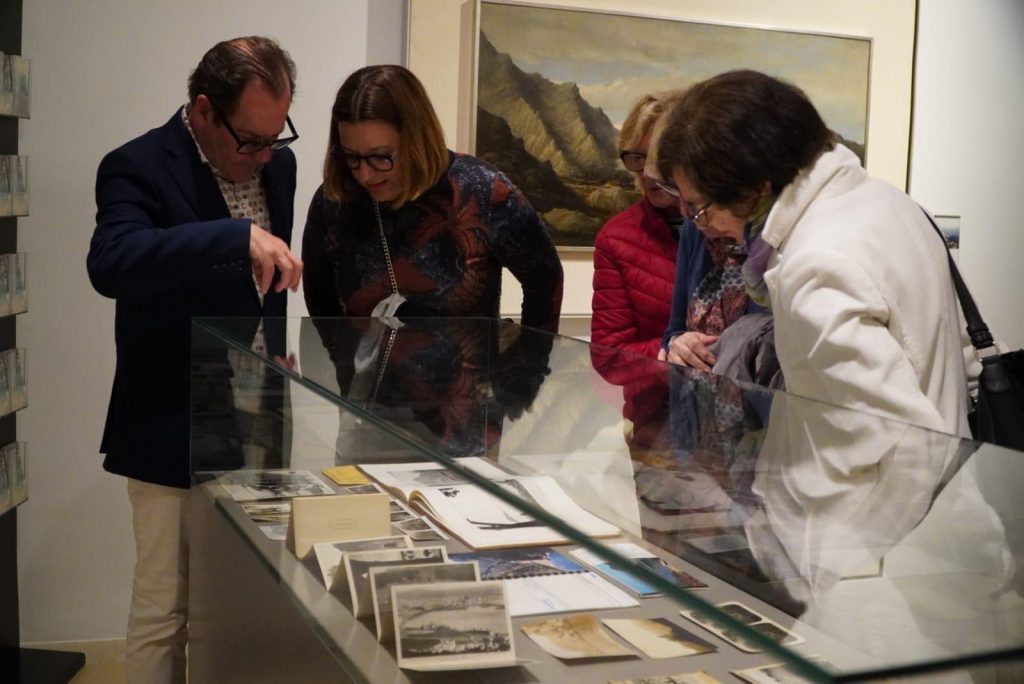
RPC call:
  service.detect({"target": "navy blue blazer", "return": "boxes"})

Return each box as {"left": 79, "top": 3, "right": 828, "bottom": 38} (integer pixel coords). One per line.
{"left": 87, "top": 108, "right": 296, "bottom": 488}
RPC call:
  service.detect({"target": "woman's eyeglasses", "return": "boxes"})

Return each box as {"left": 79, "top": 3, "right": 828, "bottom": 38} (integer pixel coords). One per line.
{"left": 618, "top": 151, "right": 646, "bottom": 173}
{"left": 654, "top": 180, "right": 713, "bottom": 226}
{"left": 337, "top": 150, "right": 397, "bottom": 172}
{"left": 339, "top": 151, "right": 395, "bottom": 173}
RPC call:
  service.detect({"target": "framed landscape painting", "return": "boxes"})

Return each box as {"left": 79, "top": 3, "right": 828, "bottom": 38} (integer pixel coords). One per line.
{"left": 473, "top": 1, "right": 871, "bottom": 249}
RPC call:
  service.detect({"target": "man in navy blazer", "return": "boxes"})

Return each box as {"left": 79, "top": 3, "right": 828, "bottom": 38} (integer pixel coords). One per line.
{"left": 87, "top": 36, "right": 302, "bottom": 683}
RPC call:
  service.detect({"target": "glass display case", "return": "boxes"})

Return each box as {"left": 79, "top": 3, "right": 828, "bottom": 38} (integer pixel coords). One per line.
{"left": 189, "top": 316, "right": 1024, "bottom": 683}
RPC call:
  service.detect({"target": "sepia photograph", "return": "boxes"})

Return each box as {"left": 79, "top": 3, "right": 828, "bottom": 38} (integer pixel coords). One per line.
{"left": 0, "top": 156, "right": 12, "bottom": 217}
{"left": 215, "top": 468, "right": 334, "bottom": 501}
{"left": 345, "top": 546, "right": 448, "bottom": 617}
{"left": 9, "top": 348, "right": 26, "bottom": 412}
{"left": 11, "top": 156, "right": 27, "bottom": 216}
{"left": 11, "top": 253, "right": 26, "bottom": 314}
{"left": 408, "top": 529, "right": 448, "bottom": 542}
{"left": 371, "top": 561, "right": 480, "bottom": 641}
{"left": 521, "top": 613, "right": 636, "bottom": 660}
{"left": 6, "top": 441, "right": 26, "bottom": 506}
{"left": 602, "top": 617, "right": 715, "bottom": 659}
{"left": 394, "top": 580, "right": 516, "bottom": 671}
{"left": 679, "top": 602, "right": 803, "bottom": 654}
{"left": 0, "top": 53, "right": 13, "bottom": 116}
{"left": 311, "top": 534, "right": 412, "bottom": 589}
{"left": 609, "top": 672, "right": 722, "bottom": 684}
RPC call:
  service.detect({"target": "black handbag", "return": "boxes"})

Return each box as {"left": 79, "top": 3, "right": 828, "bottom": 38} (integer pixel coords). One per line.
{"left": 924, "top": 211, "right": 1024, "bottom": 449}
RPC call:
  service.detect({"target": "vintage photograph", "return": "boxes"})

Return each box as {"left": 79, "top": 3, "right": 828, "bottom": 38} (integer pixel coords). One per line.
{"left": 12, "top": 55, "right": 29, "bottom": 118}
{"left": 521, "top": 613, "right": 636, "bottom": 660}
{"left": 0, "top": 156, "right": 12, "bottom": 217}
{"left": 345, "top": 546, "right": 448, "bottom": 617}
{"left": 215, "top": 468, "right": 334, "bottom": 501}
{"left": 407, "top": 528, "right": 448, "bottom": 542}
{"left": 0, "top": 253, "right": 11, "bottom": 318}
{"left": 0, "top": 448, "right": 9, "bottom": 515}
{"left": 603, "top": 617, "right": 715, "bottom": 659}
{"left": 11, "top": 253, "right": 26, "bottom": 314}
{"left": 609, "top": 671, "right": 722, "bottom": 684}
{"left": 393, "top": 580, "right": 516, "bottom": 671}
{"left": 9, "top": 348, "right": 26, "bottom": 412}
{"left": 12, "top": 156, "right": 27, "bottom": 216}
{"left": 476, "top": 1, "right": 869, "bottom": 248}
{"left": 5, "top": 441, "right": 26, "bottom": 507}
{"left": 0, "top": 53, "right": 13, "bottom": 116}
{"left": 680, "top": 601, "right": 804, "bottom": 654}
{"left": 371, "top": 561, "right": 480, "bottom": 641}
{"left": 311, "top": 534, "right": 412, "bottom": 588}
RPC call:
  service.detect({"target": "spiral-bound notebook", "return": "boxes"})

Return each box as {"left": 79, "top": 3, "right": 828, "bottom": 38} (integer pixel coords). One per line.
{"left": 450, "top": 547, "right": 637, "bottom": 616}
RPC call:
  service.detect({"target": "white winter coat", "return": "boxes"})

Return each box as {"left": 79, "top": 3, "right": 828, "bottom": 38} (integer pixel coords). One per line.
{"left": 761, "top": 144, "right": 970, "bottom": 437}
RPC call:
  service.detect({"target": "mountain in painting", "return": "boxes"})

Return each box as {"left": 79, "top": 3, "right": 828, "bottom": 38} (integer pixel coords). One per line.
{"left": 477, "top": 32, "right": 621, "bottom": 180}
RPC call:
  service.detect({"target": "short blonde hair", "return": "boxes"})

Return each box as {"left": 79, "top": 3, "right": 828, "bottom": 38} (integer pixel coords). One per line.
{"left": 323, "top": 65, "right": 449, "bottom": 208}
{"left": 618, "top": 91, "right": 680, "bottom": 190}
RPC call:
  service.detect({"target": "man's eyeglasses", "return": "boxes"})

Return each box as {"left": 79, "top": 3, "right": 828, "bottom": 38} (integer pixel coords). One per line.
{"left": 619, "top": 151, "right": 646, "bottom": 173}
{"left": 213, "top": 104, "right": 298, "bottom": 154}
{"left": 339, "top": 151, "right": 396, "bottom": 173}
{"left": 655, "top": 180, "right": 714, "bottom": 226}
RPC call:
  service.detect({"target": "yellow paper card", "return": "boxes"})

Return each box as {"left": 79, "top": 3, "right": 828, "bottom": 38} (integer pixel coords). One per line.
{"left": 322, "top": 465, "right": 371, "bottom": 486}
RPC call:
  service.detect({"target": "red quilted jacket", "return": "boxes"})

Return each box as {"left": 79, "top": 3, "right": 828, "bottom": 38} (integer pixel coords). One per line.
{"left": 591, "top": 198, "right": 678, "bottom": 359}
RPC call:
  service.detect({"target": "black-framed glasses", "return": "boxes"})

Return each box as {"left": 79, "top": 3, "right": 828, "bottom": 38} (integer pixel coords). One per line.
{"left": 213, "top": 104, "right": 298, "bottom": 154}
{"left": 619, "top": 150, "right": 646, "bottom": 172}
{"left": 339, "top": 151, "right": 396, "bottom": 173}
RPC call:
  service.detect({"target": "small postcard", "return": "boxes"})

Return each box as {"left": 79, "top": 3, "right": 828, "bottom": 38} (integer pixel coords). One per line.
{"left": 602, "top": 618, "right": 715, "bottom": 659}
{"left": 609, "top": 672, "right": 722, "bottom": 684}
{"left": 345, "top": 483, "right": 381, "bottom": 495}
{"left": 322, "top": 464, "right": 371, "bottom": 486}
{"left": 521, "top": 614, "right": 637, "bottom": 660}
{"left": 345, "top": 546, "right": 448, "bottom": 617}
{"left": 371, "top": 561, "right": 480, "bottom": 641}
{"left": 680, "top": 601, "right": 804, "bottom": 653}
{"left": 732, "top": 657, "right": 832, "bottom": 684}
{"left": 10, "top": 348, "right": 25, "bottom": 412}
{"left": 0, "top": 54, "right": 12, "bottom": 116}
{"left": 394, "top": 515, "right": 449, "bottom": 540}
{"left": 240, "top": 500, "right": 290, "bottom": 524}
{"left": 406, "top": 528, "right": 448, "bottom": 542}
{"left": 11, "top": 253, "right": 25, "bottom": 314}
{"left": 0, "top": 448, "right": 9, "bottom": 515}
{"left": 311, "top": 535, "right": 412, "bottom": 589}
{"left": 0, "top": 157, "right": 11, "bottom": 217}
{"left": 394, "top": 580, "right": 516, "bottom": 671}
{"left": 216, "top": 469, "right": 334, "bottom": 501}
{"left": 3, "top": 441, "right": 26, "bottom": 507}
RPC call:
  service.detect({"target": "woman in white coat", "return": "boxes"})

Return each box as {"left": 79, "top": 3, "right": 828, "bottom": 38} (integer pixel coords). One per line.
{"left": 655, "top": 70, "right": 969, "bottom": 437}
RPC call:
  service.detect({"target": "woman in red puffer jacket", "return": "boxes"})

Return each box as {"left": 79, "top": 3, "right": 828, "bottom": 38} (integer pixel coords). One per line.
{"left": 592, "top": 92, "right": 682, "bottom": 359}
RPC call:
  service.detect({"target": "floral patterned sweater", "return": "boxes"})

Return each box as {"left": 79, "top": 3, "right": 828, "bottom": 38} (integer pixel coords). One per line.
{"left": 302, "top": 152, "right": 563, "bottom": 331}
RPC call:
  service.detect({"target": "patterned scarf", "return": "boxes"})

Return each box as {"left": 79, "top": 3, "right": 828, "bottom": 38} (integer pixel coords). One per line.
{"left": 686, "top": 238, "right": 749, "bottom": 335}
{"left": 740, "top": 196, "right": 778, "bottom": 309}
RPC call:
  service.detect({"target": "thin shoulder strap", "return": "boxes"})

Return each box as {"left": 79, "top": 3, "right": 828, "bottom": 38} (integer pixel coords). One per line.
{"left": 919, "top": 208, "right": 995, "bottom": 352}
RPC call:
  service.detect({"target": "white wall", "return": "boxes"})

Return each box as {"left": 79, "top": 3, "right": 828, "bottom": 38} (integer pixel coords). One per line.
{"left": 910, "top": 0, "right": 1024, "bottom": 349}
{"left": 16, "top": 0, "right": 391, "bottom": 643}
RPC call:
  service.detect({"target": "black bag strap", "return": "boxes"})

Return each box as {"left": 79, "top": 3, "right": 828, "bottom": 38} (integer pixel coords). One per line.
{"left": 919, "top": 208, "right": 996, "bottom": 353}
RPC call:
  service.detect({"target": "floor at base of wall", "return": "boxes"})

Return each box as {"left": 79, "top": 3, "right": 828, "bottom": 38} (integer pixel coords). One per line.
{"left": 20, "top": 639, "right": 125, "bottom": 684}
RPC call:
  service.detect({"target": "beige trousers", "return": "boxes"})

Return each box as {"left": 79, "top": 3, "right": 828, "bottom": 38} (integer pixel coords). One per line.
{"left": 126, "top": 478, "right": 190, "bottom": 684}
